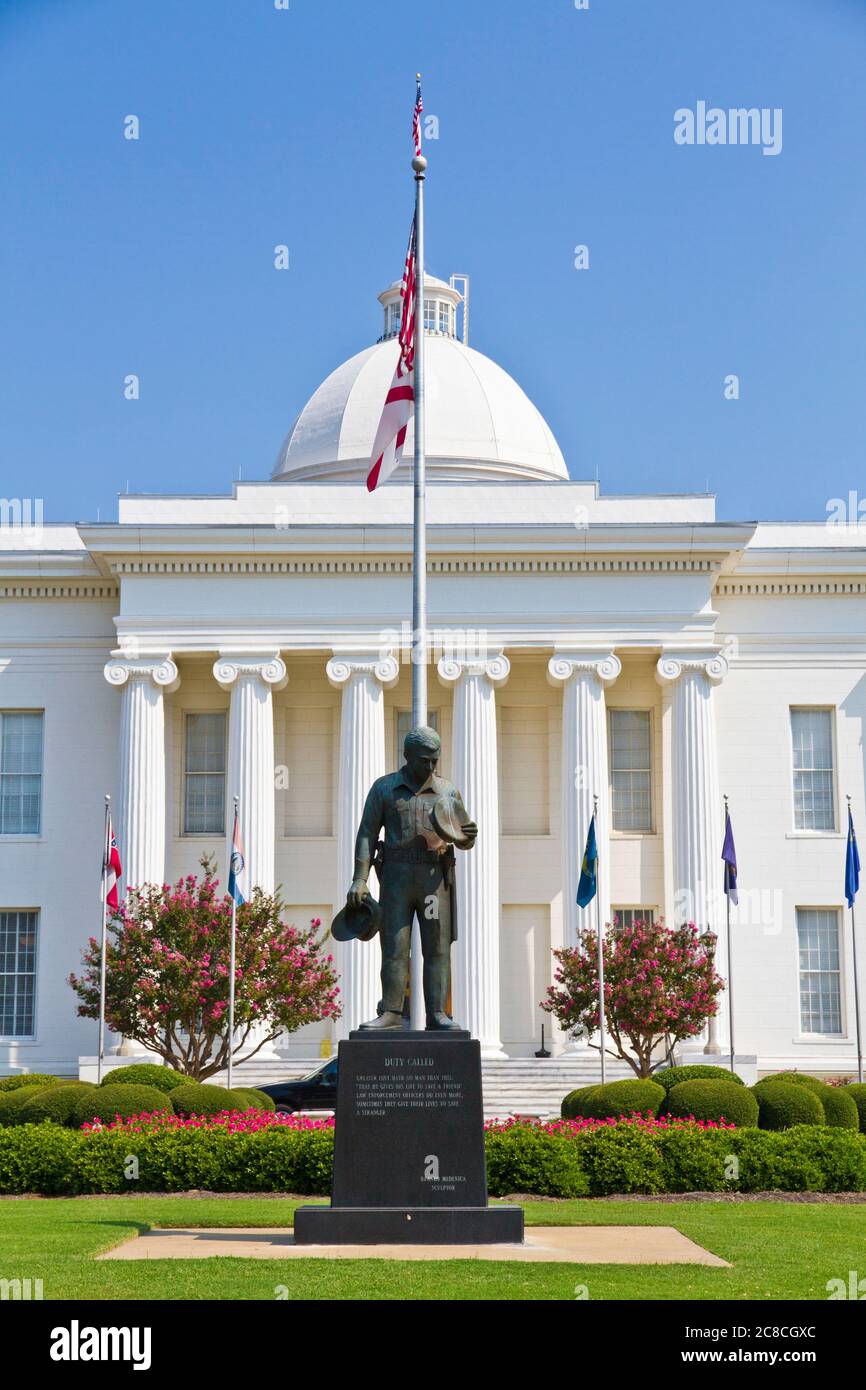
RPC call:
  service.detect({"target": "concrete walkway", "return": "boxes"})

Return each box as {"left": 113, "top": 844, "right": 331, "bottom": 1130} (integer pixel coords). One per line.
{"left": 99, "top": 1225, "right": 729, "bottom": 1266}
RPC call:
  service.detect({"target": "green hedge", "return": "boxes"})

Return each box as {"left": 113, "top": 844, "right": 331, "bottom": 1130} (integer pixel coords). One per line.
{"left": 752, "top": 1081, "right": 824, "bottom": 1131}
{"left": 759, "top": 1072, "right": 859, "bottom": 1130}
{"left": 0, "top": 1073, "right": 63, "bottom": 1094}
{"left": 561, "top": 1085, "right": 599, "bottom": 1120}
{"left": 15, "top": 1084, "right": 97, "bottom": 1128}
{"left": 100, "top": 1064, "right": 189, "bottom": 1094}
{"left": 170, "top": 1084, "right": 259, "bottom": 1117}
{"left": 666, "top": 1079, "right": 759, "bottom": 1128}
{"left": 845, "top": 1083, "right": 866, "bottom": 1133}
{"left": 571, "top": 1079, "right": 665, "bottom": 1120}
{"left": 232, "top": 1088, "right": 276, "bottom": 1113}
{"left": 1, "top": 1119, "right": 865, "bottom": 1197}
{"left": 653, "top": 1064, "right": 744, "bottom": 1095}
{"left": 72, "top": 1084, "right": 175, "bottom": 1128}
{"left": 485, "top": 1124, "right": 589, "bottom": 1197}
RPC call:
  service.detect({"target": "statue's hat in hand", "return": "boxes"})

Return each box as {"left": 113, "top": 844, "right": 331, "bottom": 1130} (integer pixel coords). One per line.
{"left": 431, "top": 792, "right": 474, "bottom": 846}
{"left": 331, "top": 893, "right": 381, "bottom": 943}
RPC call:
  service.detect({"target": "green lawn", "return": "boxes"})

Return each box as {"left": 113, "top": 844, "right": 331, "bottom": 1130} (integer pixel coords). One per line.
{"left": 0, "top": 1196, "right": 862, "bottom": 1300}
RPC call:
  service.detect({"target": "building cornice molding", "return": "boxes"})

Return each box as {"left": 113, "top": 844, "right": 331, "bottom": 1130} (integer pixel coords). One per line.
{"left": 102, "top": 554, "right": 725, "bottom": 578}
{"left": 0, "top": 581, "right": 118, "bottom": 601}
{"left": 717, "top": 577, "right": 866, "bottom": 597}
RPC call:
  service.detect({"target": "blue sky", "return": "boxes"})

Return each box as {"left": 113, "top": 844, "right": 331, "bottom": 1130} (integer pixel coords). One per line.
{"left": 1, "top": 0, "right": 864, "bottom": 524}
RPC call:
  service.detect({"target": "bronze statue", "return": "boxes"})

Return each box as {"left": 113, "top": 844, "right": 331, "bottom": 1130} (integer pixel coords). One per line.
{"left": 334, "top": 725, "right": 476, "bottom": 1031}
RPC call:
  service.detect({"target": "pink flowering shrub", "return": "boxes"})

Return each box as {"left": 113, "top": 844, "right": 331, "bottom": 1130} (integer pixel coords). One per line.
{"left": 69, "top": 859, "right": 340, "bottom": 1080}
{"left": 81, "top": 1108, "right": 335, "bottom": 1134}
{"left": 484, "top": 1111, "right": 736, "bottom": 1135}
{"left": 542, "top": 916, "right": 724, "bottom": 1078}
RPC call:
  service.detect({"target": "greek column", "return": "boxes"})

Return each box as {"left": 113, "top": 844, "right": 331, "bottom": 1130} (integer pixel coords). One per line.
{"left": 104, "top": 655, "right": 180, "bottom": 890}
{"left": 326, "top": 651, "right": 400, "bottom": 1040}
{"left": 213, "top": 654, "right": 288, "bottom": 894}
{"left": 437, "top": 652, "right": 510, "bottom": 1058}
{"left": 656, "top": 651, "right": 728, "bottom": 1053}
{"left": 547, "top": 651, "right": 622, "bottom": 952}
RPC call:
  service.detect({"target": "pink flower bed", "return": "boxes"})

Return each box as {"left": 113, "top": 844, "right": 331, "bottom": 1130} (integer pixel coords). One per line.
{"left": 81, "top": 1107, "right": 735, "bottom": 1136}
{"left": 484, "top": 1110, "right": 736, "bottom": 1134}
{"left": 80, "top": 1109, "right": 336, "bottom": 1134}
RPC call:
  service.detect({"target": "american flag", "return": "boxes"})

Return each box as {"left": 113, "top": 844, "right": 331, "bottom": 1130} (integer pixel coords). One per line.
{"left": 103, "top": 815, "right": 122, "bottom": 911}
{"left": 366, "top": 216, "right": 417, "bottom": 492}
{"left": 413, "top": 75, "right": 423, "bottom": 158}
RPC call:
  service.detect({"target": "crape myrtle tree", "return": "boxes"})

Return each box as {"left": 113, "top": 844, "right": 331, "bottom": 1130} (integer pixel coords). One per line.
{"left": 69, "top": 858, "right": 341, "bottom": 1080}
{"left": 542, "top": 916, "right": 724, "bottom": 1079}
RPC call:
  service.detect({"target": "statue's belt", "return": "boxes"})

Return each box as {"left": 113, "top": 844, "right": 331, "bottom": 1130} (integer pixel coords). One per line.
{"left": 379, "top": 844, "right": 451, "bottom": 867}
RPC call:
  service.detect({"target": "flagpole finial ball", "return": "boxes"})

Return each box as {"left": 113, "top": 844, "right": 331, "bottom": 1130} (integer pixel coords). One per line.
{"left": 412, "top": 154, "right": 427, "bottom": 174}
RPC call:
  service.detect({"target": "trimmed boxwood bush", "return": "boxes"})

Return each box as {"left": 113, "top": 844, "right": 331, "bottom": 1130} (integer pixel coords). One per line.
{"left": 0, "top": 1073, "right": 62, "bottom": 1093}
{"left": 0, "top": 1087, "right": 50, "bottom": 1125}
{"left": 845, "top": 1083, "right": 866, "bottom": 1133}
{"left": 71, "top": 1084, "right": 174, "bottom": 1128}
{"left": 16, "top": 1083, "right": 97, "bottom": 1127}
{"left": 653, "top": 1064, "right": 744, "bottom": 1095}
{"left": 485, "top": 1124, "right": 589, "bottom": 1197}
{"left": 170, "top": 1083, "right": 258, "bottom": 1116}
{"left": 100, "top": 1064, "right": 188, "bottom": 1094}
{"left": 561, "top": 1085, "right": 599, "bottom": 1120}
{"left": 752, "top": 1081, "right": 824, "bottom": 1130}
{"left": 232, "top": 1088, "right": 276, "bottom": 1112}
{"left": 666, "top": 1079, "right": 759, "bottom": 1127}
{"left": 578, "top": 1079, "right": 665, "bottom": 1120}
{"left": 759, "top": 1072, "right": 859, "bottom": 1129}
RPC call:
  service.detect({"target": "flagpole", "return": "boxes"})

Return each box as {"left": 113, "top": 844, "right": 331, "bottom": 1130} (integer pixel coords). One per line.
{"left": 594, "top": 794, "right": 607, "bottom": 1086}
{"left": 228, "top": 795, "right": 238, "bottom": 1092}
{"left": 848, "top": 795, "right": 863, "bottom": 1085}
{"left": 97, "top": 794, "right": 110, "bottom": 1085}
{"left": 411, "top": 74, "right": 427, "bottom": 729}
{"left": 724, "top": 794, "right": 736, "bottom": 1076}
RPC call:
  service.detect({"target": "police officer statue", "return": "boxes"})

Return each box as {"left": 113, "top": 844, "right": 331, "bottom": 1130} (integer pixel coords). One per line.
{"left": 342, "top": 725, "right": 476, "bottom": 1031}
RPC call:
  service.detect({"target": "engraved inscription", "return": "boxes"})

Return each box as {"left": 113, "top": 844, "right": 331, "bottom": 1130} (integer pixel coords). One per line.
{"left": 354, "top": 1065, "right": 463, "bottom": 1119}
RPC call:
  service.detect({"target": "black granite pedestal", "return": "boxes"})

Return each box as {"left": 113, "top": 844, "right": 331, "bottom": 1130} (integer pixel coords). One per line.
{"left": 293, "top": 1032, "right": 523, "bottom": 1245}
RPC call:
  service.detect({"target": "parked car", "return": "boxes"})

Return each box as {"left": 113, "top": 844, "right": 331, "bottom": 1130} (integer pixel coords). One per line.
{"left": 258, "top": 1057, "right": 338, "bottom": 1113}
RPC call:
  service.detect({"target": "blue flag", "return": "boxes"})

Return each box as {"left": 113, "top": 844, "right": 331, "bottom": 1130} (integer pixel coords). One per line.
{"left": 722, "top": 809, "right": 738, "bottom": 906}
{"left": 846, "top": 806, "right": 860, "bottom": 910}
{"left": 576, "top": 814, "right": 598, "bottom": 908}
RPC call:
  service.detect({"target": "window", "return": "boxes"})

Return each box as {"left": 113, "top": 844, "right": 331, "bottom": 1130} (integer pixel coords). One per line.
{"left": 797, "top": 908, "right": 842, "bottom": 1034}
{"left": 791, "top": 709, "right": 835, "bottom": 831}
{"left": 423, "top": 298, "right": 437, "bottom": 331}
{"left": 395, "top": 709, "right": 439, "bottom": 769}
{"left": 609, "top": 710, "right": 652, "bottom": 832}
{"left": 0, "top": 910, "right": 38, "bottom": 1037}
{"left": 183, "top": 712, "right": 226, "bottom": 835}
{"left": 612, "top": 907, "right": 656, "bottom": 931}
{"left": 386, "top": 302, "right": 401, "bottom": 337}
{"left": 0, "top": 712, "right": 43, "bottom": 835}
{"left": 438, "top": 302, "right": 451, "bottom": 335}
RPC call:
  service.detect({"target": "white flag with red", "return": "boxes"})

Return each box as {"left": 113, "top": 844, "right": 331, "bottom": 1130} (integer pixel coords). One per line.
{"left": 104, "top": 816, "right": 122, "bottom": 911}
{"left": 366, "top": 216, "right": 417, "bottom": 492}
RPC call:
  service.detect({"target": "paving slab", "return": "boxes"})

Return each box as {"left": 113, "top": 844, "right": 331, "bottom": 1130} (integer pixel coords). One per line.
{"left": 98, "top": 1225, "right": 729, "bottom": 1266}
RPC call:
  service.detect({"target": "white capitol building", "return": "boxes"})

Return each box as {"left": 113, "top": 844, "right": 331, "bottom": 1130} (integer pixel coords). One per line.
{"left": 2, "top": 272, "right": 865, "bottom": 1095}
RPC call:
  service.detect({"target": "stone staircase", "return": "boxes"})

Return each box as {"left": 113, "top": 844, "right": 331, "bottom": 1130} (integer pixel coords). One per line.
{"left": 185, "top": 1053, "right": 636, "bottom": 1120}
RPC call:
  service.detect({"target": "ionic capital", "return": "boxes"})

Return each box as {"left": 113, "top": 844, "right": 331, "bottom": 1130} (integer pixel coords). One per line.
{"left": 213, "top": 652, "right": 288, "bottom": 691}
{"left": 104, "top": 654, "right": 180, "bottom": 692}
{"left": 546, "top": 650, "right": 622, "bottom": 689}
{"left": 325, "top": 651, "right": 400, "bottom": 689}
{"left": 655, "top": 651, "right": 729, "bottom": 687}
{"left": 437, "top": 651, "right": 510, "bottom": 687}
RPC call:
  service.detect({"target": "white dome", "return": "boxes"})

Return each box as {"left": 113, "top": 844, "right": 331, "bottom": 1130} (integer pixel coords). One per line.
{"left": 272, "top": 336, "right": 568, "bottom": 483}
